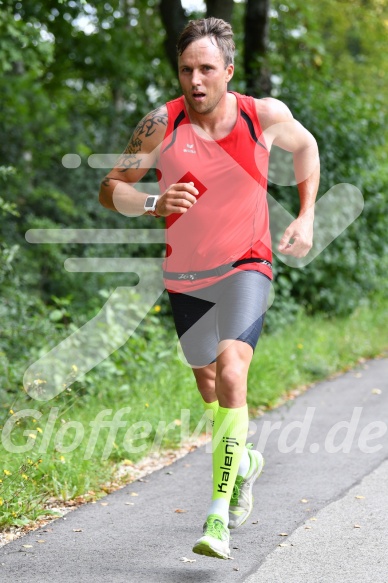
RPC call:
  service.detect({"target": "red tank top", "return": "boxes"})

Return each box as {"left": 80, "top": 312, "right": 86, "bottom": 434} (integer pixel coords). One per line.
{"left": 157, "top": 91, "right": 272, "bottom": 292}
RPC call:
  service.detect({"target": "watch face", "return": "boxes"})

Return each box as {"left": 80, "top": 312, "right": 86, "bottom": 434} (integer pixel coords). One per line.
{"left": 145, "top": 197, "right": 155, "bottom": 208}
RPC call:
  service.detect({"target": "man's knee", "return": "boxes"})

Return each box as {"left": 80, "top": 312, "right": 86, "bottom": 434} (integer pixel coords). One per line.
{"left": 217, "top": 341, "right": 252, "bottom": 384}
{"left": 216, "top": 370, "right": 247, "bottom": 408}
{"left": 214, "top": 341, "right": 252, "bottom": 406}
{"left": 217, "top": 362, "right": 247, "bottom": 391}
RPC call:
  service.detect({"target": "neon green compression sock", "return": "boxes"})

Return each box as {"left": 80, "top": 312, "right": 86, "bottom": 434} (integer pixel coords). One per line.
{"left": 202, "top": 397, "right": 219, "bottom": 427}
{"left": 202, "top": 397, "right": 250, "bottom": 479}
{"left": 211, "top": 404, "right": 248, "bottom": 505}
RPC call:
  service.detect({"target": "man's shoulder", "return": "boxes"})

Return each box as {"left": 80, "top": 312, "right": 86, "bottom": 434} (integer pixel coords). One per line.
{"left": 253, "top": 97, "right": 294, "bottom": 130}
{"left": 154, "top": 95, "right": 185, "bottom": 116}
{"left": 135, "top": 104, "right": 169, "bottom": 148}
{"left": 139, "top": 96, "right": 185, "bottom": 138}
{"left": 142, "top": 103, "right": 169, "bottom": 124}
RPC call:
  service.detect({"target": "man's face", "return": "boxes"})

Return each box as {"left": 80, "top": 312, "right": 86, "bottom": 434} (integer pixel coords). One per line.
{"left": 178, "top": 36, "right": 234, "bottom": 115}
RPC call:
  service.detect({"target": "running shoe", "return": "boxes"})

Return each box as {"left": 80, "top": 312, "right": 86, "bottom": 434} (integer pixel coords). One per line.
{"left": 192, "top": 514, "right": 230, "bottom": 559}
{"left": 228, "top": 445, "right": 265, "bottom": 529}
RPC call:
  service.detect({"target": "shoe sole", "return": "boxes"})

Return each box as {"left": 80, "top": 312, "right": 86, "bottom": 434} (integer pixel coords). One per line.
{"left": 228, "top": 452, "right": 265, "bottom": 530}
{"left": 192, "top": 541, "right": 230, "bottom": 560}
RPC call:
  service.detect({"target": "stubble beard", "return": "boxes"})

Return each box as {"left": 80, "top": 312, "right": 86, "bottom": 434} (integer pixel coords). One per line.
{"left": 185, "top": 90, "right": 225, "bottom": 117}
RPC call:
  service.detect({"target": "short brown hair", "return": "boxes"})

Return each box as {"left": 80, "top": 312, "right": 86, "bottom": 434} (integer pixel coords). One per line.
{"left": 177, "top": 17, "right": 235, "bottom": 67}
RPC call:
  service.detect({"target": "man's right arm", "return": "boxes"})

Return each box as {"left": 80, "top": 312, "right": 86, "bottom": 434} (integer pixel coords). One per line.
{"left": 99, "top": 105, "right": 199, "bottom": 217}
{"left": 99, "top": 105, "right": 167, "bottom": 216}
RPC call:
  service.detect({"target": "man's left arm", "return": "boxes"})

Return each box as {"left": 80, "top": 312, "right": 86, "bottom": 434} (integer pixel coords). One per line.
{"left": 257, "top": 98, "right": 320, "bottom": 258}
{"left": 277, "top": 121, "right": 320, "bottom": 257}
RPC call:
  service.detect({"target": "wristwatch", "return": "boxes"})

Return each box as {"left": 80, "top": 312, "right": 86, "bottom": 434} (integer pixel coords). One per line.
{"left": 144, "top": 195, "right": 160, "bottom": 216}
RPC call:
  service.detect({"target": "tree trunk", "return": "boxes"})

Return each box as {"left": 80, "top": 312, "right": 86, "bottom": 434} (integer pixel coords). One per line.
{"left": 159, "top": 0, "right": 187, "bottom": 72}
{"left": 244, "top": 0, "right": 271, "bottom": 97}
{"left": 206, "top": 0, "right": 234, "bottom": 24}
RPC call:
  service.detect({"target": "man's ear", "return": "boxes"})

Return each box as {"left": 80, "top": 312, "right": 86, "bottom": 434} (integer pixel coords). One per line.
{"left": 226, "top": 64, "right": 234, "bottom": 83}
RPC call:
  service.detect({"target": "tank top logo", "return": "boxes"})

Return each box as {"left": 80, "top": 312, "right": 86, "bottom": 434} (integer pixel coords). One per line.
{"left": 183, "top": 143, "right": 196, "bottom": 154}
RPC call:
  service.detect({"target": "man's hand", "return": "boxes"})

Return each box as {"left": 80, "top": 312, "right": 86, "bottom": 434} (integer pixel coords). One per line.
{"left": 156, "top": 181, "right": 199, "bottom": 217}
{"left": 278, "top": 215, "right": 314, "bottom": 258}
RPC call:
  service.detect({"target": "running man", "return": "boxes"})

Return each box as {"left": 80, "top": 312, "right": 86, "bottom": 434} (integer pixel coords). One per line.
{"left": 99, "top": 17, "right": 319, "bottom": 559}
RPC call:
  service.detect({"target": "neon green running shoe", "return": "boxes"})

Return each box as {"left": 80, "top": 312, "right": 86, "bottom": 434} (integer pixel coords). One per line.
{"left": 192, "top": 514, "right": 230, "bottom": 559}
{"left": 228, "top": 445, "right": 265, "bottom": 529}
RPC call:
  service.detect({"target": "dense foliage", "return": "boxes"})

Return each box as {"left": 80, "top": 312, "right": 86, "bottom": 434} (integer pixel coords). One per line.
{"left": 265, "top": 0, "right": 388, "bottom": 320}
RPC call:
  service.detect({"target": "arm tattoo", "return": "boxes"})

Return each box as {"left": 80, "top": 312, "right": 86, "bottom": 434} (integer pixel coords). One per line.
{"left": 118, "top": 107, "right": 167, "bottom": 173}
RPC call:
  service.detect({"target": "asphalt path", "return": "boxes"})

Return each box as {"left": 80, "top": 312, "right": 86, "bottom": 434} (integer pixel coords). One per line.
{"left": 0, "top": 357, "right": 387, "bottom": 583}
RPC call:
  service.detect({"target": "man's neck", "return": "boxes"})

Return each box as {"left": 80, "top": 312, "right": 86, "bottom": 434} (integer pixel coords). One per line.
{"left": 185, "top": 92, "right": 238, "bottom": 141}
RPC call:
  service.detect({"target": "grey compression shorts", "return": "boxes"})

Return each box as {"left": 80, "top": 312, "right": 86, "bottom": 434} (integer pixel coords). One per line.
{"left": 167, "top": 270, "right": 271, "bottom": 367}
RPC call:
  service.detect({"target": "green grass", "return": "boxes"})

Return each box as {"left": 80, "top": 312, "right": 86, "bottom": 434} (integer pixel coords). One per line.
{"left": 248, "top": 294, "right": 388, "bottom": 410}
{"left": 0, "top": 296, "right": 387, "bottom": 529}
